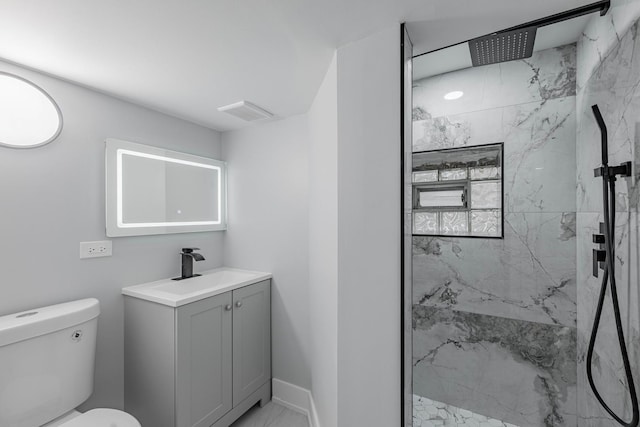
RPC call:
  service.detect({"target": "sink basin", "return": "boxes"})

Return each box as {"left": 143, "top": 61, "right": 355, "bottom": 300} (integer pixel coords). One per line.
{"left": 154, "top": 270, "right": 258, "bottom": 295}
{"left": 122, "top": 267, "right": 271, "bottom": 307}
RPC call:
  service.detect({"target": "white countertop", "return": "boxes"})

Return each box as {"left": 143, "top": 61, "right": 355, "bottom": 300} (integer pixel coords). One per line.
{"left": 122, "top": 267, "right": 272, "bottom": 307}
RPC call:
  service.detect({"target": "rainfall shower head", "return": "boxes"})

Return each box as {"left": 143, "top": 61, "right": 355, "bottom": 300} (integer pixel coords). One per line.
{"left": 468, "top": 26, "right": 537, "bottom": 67}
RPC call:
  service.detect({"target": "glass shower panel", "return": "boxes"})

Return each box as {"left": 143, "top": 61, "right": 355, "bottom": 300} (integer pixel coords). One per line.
{"left": 407, "top": 4, "right": 604, "bottom": 425}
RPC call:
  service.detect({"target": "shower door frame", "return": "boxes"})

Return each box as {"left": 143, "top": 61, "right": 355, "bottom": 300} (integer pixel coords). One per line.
{"left": 399, "top": 1, "right": 612, "bottom": 425}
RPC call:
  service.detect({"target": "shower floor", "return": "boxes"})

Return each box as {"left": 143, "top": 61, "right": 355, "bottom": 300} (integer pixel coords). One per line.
{"left": 412, "top": 395, "right": 519, "bottom": 427}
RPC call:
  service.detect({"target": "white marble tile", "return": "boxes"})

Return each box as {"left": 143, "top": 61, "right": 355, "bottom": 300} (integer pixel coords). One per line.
{"left": 576, "top": 85, "right": 639, "bottom": 213}
{"left": 413, "top": 45, "right": 576, "bottom": 119}
{"left": 577, "top": 8, "right": 640, "bottom": 94}
{"left": 575, "top": 212, "right": 640, "bottom": 426}
{"left": 502, "top": 97, "right": 576, "bottom": 213}
{"left": 412, "top": 395, "right": 518, "bottom": 427}
{"left": 575, "top": 12, "right": 640, "bottom": 425}
{"left": 413, "top": 97, "right": 576, "bottom": 214}
{"left": 412, "top": 307, "right": 577, "bottom": 427}
{"left": 230, "top": 402, "right": 309, "bottom": 427}
{"left": 413, "top": 211, "right": 576, "bottom": 327}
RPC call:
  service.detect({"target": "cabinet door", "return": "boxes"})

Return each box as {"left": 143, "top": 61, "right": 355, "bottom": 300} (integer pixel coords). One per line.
{"left": 232, "top": 280, "right": 271, "bottom": 405}
{"left": 176, "top": 292, "right": 233, "bottom": 427}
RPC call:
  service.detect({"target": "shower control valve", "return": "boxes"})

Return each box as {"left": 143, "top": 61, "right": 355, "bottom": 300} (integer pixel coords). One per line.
{"left": 592, "top": 222, "right": 607, "bottom": 278}
{"left": 593, "top": 249, "right": 606, "bottom": 278}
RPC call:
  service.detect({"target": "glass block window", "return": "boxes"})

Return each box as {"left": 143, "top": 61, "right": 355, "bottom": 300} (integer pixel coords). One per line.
{"left": 412, "top": 143, "right": 503, "bottom": 238}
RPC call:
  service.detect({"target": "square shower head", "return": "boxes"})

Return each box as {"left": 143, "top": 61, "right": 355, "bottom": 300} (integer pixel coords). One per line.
{"left": 468, "top": 26, "right": 537, "bottom": 66}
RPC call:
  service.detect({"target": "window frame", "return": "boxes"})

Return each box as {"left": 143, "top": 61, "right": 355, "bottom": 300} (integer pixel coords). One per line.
{"left": 411, "top": 142, "right": 504, "bottom": 239}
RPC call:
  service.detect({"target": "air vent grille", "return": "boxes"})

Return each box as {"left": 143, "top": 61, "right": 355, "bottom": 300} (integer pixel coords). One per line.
{"left": 217, "top": 101, "right": 273, "bottom": 121}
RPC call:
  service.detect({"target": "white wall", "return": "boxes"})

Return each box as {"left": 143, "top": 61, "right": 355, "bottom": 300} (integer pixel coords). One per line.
{"left": 336, "top": 25, "right": 401, "bottom": 426}
{"left": 221, "top": 116, "right": 312, "bottom": 390}
{"left": 308, "top": 54, "right": 339, "bottom": 426}
{"left": 0, "top": 60, "right": 224, "bottom": 410}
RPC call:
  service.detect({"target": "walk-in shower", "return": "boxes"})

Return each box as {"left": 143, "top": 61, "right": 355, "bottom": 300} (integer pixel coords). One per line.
{"left": 402, "top": 1, "right": 640, "bottom": 426}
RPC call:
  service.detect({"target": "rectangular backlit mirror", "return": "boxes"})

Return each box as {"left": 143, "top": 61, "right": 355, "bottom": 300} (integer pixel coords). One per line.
{"left": 105, "top": 138, "right": 227, "bottom": 237}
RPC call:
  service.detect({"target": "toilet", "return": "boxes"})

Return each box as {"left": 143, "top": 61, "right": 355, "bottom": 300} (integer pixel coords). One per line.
{"left": 0, "top": 298, "right": 140, "bottom": 427}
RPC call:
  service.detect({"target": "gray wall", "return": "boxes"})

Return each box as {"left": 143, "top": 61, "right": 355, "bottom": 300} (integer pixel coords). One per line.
{"left": 411, "top": 45, "right": 578, "bottom": 425}
{"left": 0, "top": 60, "right": 224, "bottom": 410}
{"left": 336, "top": 25, "right": 401, "bottom": 427}
{"left": 308, "top": 54, "right": 339, "bottom": 427}
{"left": 221, "top": 116, "right": 312, "bottom": 391}
{"left": 575, "top": 1, "right": 640, "bottom": 424}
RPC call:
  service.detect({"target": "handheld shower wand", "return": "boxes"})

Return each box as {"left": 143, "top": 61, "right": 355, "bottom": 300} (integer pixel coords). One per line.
{"left": 586, "top": 104, "right": 638, "bottom": 427}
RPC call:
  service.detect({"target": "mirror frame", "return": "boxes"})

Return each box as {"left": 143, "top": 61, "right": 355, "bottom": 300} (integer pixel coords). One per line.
{"left": 105, "top": 138, "right": 227, "bottom": 237}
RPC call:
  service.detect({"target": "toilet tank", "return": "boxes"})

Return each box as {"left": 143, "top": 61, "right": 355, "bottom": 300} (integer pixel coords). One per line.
{"left": 0, "top": 299, "right": 100, "bottom": 427}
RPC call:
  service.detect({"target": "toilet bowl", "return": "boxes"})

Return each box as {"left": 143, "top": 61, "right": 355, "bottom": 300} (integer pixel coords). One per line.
{"left": 45, "top": 409, "right": 140, "bottom": 427}
{"left": 0, "top": 299, "right": 141, "bottom": 427}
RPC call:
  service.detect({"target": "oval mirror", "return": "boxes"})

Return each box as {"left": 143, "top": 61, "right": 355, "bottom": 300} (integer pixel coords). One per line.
{"left": 0, "top": 72, "right": 63, "bottom": 148}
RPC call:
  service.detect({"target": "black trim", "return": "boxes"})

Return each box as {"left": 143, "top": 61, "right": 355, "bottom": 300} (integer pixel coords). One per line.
{"left": 400, "top": 23, "right": 408, "bottom": 427}
{"left": 413, "top": 0, "right": 610, "bottom": 59}
{"left": 402, "top": 3, "right": 611, "bottom": 425}
{"left": 500, "top": 0, "right": 610, "bottom": 33}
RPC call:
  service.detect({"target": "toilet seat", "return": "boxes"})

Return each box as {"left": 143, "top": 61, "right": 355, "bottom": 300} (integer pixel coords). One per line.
{"left": 59, "top": 409, "right": 141, "bottom": 427}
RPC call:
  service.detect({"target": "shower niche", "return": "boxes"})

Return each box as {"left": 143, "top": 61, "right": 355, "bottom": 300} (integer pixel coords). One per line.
{"left": 412, "top": 143, "right": 503, "bottom": 238}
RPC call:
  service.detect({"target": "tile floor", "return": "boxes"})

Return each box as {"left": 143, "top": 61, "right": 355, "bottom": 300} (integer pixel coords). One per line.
{"left": 413, "top": 395, "right": 519, "bottom": 427}
{"left": 231, "top": 401, "right": 309, "bottom": 427}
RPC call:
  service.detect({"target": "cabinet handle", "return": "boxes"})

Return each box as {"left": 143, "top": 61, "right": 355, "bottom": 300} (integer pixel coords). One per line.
{"left": 235, "top": 301, "right": 242, "bottom": 308}
{"left": 225, "top": 304, "right": 232, "bottom": 311}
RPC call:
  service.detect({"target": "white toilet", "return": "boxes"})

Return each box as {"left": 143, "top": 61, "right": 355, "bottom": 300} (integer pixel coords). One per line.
{"left": 0, "top": 298, "right": 141, "bottom": 427}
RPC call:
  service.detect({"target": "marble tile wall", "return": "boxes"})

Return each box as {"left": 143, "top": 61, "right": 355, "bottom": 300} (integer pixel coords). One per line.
{"left": 413, "top": 212, "right": 576, "bottom": 327}
{"left": 413, "top": 307, "right": 577, "bottom": 427}
{"left": 412, "top": 44, "right": 579, "bottom": 426}
{"left": 575, "top": 5, "right": 640, "bottom": 425}
{"left": 413, "top": 395, "right": 519, "bottom": 427}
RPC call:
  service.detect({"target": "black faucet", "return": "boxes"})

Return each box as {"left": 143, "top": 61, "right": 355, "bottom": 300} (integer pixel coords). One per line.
{"left": 172, "top": 248, "right": 205, "bottom": 281}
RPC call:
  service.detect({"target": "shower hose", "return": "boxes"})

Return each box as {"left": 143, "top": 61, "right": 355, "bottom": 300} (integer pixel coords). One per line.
{"left": 586, "top": 104, "right": 639, "bottom": 427}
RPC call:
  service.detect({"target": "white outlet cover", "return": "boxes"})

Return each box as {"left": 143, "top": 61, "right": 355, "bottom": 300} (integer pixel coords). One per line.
{"left": 80, "top": 240, "right": 113, "bottom": 259}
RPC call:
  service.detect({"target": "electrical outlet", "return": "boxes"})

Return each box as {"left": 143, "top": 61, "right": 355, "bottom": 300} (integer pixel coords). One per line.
{"left": 80, "top": 240, "right": 112, "bottom": 259}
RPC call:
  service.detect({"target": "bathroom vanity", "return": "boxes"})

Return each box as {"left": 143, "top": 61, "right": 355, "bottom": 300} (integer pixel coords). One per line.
{"left": 122, "top": 268, "right": 272, "bottom": 427}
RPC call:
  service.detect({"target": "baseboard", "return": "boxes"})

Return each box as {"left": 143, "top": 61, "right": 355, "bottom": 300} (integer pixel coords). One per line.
{"left": 272, "top": 378, "right": 321, "bottom": 427}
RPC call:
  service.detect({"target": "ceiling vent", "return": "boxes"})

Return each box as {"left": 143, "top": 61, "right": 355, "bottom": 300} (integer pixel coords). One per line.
{"left": 217, "top": 101, "right": 273, "bottom": 121}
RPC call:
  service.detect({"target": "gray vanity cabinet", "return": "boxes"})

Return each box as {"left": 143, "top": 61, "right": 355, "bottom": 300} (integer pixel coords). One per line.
{"left": 232, "top": 280, "right": 271, "bottom": 405}
{"left": 176, "top": 292, "right": 233, "bottom": 427}
{"left": 124, "top": 279, "right": 271, "bottom": 427}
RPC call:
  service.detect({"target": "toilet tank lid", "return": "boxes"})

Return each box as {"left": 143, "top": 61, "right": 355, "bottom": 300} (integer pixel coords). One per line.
{"left": 0, "top": 298, "right": 100, "bottom": 347}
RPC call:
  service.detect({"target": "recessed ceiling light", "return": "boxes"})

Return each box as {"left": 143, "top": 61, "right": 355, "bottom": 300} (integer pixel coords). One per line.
{"left": 443, "top": 91, "right": 464, "bottom": 100}
{"left": 0, "top": 72, "right": 62, "bottom": 148}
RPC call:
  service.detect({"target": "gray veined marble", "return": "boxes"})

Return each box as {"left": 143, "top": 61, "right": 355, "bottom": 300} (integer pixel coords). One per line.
{"left": 576, "top": 4, "right": 640, "bottom": 92}
{"left": 413, "top": 97, "right": 576, "bottom": 214}
{"left": 413, "top": 212, "right": 576, "bottom": 327}
{"left": 578, "top": 20, "right": 640, "bottom": 96}
{"left": 575, "top": 212, "right": 640, "bottom": 426}
{"left": 413, "top": 395, "right": 519, "bottom": 427}
{"left": 576, "top": 83, "right": 640, "bottom": 213}
{"left": 413, "top": 306, "right": 577, "bottom": 427}
{"left": 574, "top": 10, "right": 640, "bottom": 427}
{"left": 413, "top": 44, "right": 576, "bottom": 120}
